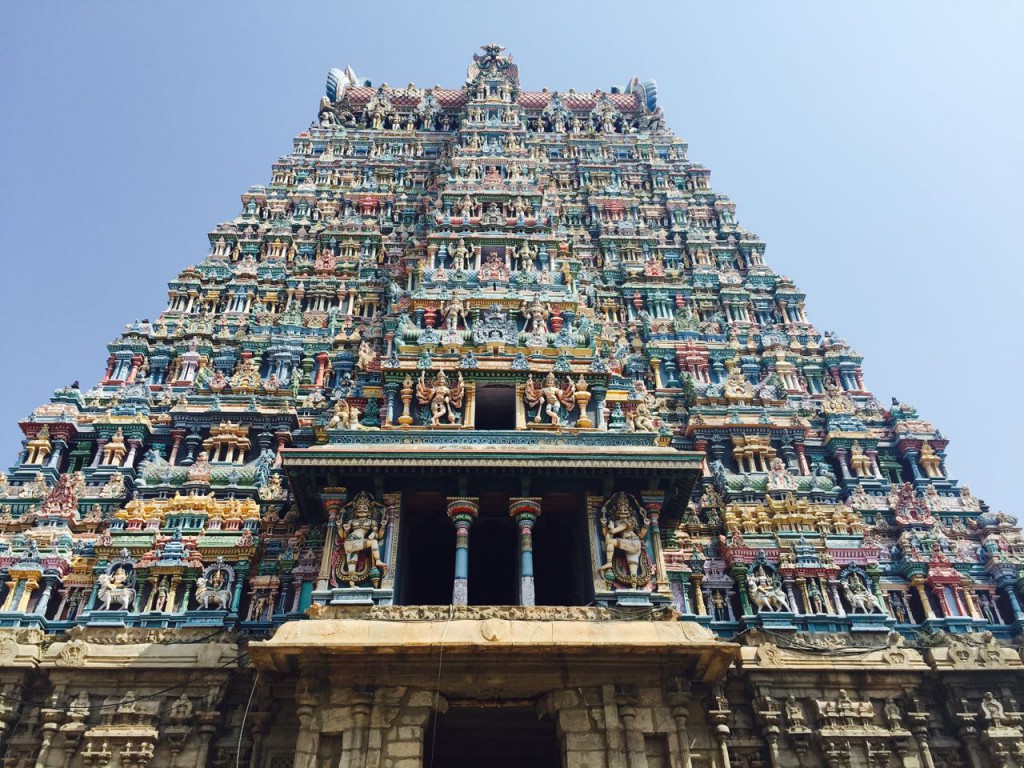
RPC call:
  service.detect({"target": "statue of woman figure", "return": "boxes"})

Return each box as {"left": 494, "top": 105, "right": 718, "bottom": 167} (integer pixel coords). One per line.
{"left": 599, "top": 494, "right": 648, "bottom": 579}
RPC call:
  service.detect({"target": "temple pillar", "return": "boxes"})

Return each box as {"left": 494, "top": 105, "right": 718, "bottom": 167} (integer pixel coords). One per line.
{"left": 90, "top": 439, "right": 108, "bottom": 469}
{"left": 832, "top": 448, "right": 852, "bottom": 482}
{"left": 273, "top": 431, "right": 290, "bottom": 467}
{"left": 124, "top": 439, "right": 142, "bottom": 468}
{"left": 911, "top": 577, "right": 935, "bottom": 620}
{"left": 316, "top": 498, "right": 344, "bottom": 591}
{"left": 509, "top": 497, "right": 542, "bottom": 606}
{"left": 447, "top": 497, "right": 479, "bottom": 605}
{"left": 293, "top": 673, "right": 322, "bottom": 768}
{"left": 34, "top": 577, "right": 55, "bottom": 616}
{"left": 903, "top": 450, "right": 923, "bottom": 482}
{"left": 794, "top": 441, "right": 810, "bottom": 476}
{"left": 666, "top": 677, "right": 694, "bottom": 768}
{"left": 168, "top": 429, "right": 186, "bottom": 465}
{"left": 998, "top": 577, "right": 1024, "bottom": 621}
{"left": 642, "top": 490, "right": 669, "bottom": 593}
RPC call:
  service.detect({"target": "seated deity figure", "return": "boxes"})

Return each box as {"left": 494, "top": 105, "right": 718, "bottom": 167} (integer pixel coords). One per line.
{"left": 356, "top": 341, "right": 376, "bottom": 371}
{"left": 747, "top": 570, "right": 789, "bottom": 612}
{"left": 326, "top": 399, "right": 360, "bottom": 430}
{"left": 187, "top": 451, "right": 212, "bottom": 483}
{"left": 918, "top": 441, "right": 943, "bottom": 478}
{"left": 599, "top": 494, "right": 649, "bottom": 580}
{"left": 849, "top": 441, "right": 874, "bottom": 478}
{"left": 627, "top": 399, "right": 656, "bottom": 433}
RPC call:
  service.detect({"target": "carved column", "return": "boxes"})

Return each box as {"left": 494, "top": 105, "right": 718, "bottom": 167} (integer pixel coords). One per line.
{"left": 293, "top": 672, "right": 322, "bottom": 768}
{"left": 832, "top": 448, "right": 852, "bottom": 482}
{"left": 906, "top": 699, "right": 936, "bottom": 768}
{"left": 952, "top": 698, "right": 985, "bottom": 768}
{"left": 755, "top": 696, "right": 783, "bottom": 768}
{"left": 642, "top": 489, "right": 670, "bottom": 593}
{"left": 317, "top": 496, "right": 345, "bottom": 591}
{"left": 34, "top": 577, "right": 56, "bottom": 616}
{"left": 615, "top": 686, "right": 648, "bottom": 768}
{"left": 124, "top": 440, "right": 142, "bottom": 468}
{"left": 447, "top": 497, "right": 479, "bottom": 605}
{"left": 273, "top": 431, "right": 290, "bottom": 468}
{"left": 168, "top": 430, "right": 186, "bottom": 465}
{"left": 339, "top": 687, "right": 374, "bottom": 768}
{"left": 666, "top": 677, "right": 693, "bottom": 768}
{"left": 35, "top": 704, "right": 63, "bottom": 768}
{"left": 708, "top": 687, "right": 733, "bottom": 768}
{"left": 794, "top": 441, "right": 810, "bottom": 476}
{"left": 911, "top": 577, "right": 936, "bottom": 620}
{"left": 509, "top": 497, "right": 542, "bottom": 606}
{"left": 903, "top": 450, "right": 923, "bottom": 482}
{"left": 90, "top": 439, "right": 108, "bottom": 469}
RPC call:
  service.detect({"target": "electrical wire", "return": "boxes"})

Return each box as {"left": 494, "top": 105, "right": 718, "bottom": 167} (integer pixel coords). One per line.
{"left": 426, "top": 603, "right": 455, "bottom": 768}
{"left": 236, "top": 671, "right": 260, "bottom": 768}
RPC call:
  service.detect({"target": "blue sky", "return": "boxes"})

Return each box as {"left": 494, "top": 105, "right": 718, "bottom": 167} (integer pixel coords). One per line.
{"left": 0, "top": 2, "right": 1020, "bottom": 512}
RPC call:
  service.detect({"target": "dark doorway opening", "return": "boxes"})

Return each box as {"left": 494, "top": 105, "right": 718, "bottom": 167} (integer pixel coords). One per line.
{"left": 425, "top": 705, "right": 561, "bottom": 768}
{"left": 533, "top": 495, "right": 593, "bottom": 606}
{"left": 475, "top": 385, "right": 517, "bottom": 430}
{"left": 397, "top": 493, "right": 456, "bottom": 605}
{"left": 467, "top": 495, "right": 517, "bottom": 605}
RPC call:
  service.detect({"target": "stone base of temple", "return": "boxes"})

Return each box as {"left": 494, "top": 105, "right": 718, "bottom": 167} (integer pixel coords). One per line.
{"left": 2, "top": 616, "right": 1024, "bottom": 768}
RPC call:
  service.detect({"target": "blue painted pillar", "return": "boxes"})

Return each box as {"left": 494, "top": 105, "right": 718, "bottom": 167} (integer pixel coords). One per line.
{"left": 509, "top": 498, "right": 542, "bottom": 606}
{"left": 299, "top": 581, "right": 314, "bottom": 612}
{"left": 904, "top": 450, "right": 923, "bottom": 481}
{"left": 447, "top": 497, "right": 479, "bottom": 605}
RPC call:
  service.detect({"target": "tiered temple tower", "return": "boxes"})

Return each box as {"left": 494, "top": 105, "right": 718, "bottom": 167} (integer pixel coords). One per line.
{"left": 0, "top": 46, "right": 1022, "bottom": 768}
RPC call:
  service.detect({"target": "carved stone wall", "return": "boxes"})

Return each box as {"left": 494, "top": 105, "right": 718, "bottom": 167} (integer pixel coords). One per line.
{"left": 3, "top": 625, "right": 1024, "bottom": 768}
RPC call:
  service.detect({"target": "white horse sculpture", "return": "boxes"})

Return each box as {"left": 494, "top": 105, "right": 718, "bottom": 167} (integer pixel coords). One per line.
{"left": 195, "top": 576, "right": 232, "bottom": 610}
{"left": 843, "top": 581, "right": 884, "bottom": 613}
{"left": 748, "top": 575, "right": 790, "bottom": 612}
{"left": 96, "top": 573, "right": 136, "bottom": 611}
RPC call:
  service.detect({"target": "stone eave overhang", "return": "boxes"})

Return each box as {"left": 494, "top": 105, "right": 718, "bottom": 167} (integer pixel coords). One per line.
{"left": 249, "top": 617, "right": 739, "bottom": 683}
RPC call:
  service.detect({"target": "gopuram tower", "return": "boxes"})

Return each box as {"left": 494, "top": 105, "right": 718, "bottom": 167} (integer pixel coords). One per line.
{"left": 0, "top": 45, "right": 1021, "bottom": 768}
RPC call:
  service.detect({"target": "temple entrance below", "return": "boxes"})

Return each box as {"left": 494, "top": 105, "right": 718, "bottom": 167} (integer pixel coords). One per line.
{"left": 425, "top": 703, "right": 561, "bottom": 768}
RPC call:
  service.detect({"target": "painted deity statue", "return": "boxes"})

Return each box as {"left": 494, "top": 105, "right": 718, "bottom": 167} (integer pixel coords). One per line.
{"left": 599, "top": 494, "right": 650, "bottom": 584}
{"left": 521, "top": 297, "right": 551, "bottom": 334}
{"left": 440, "top": 296, "right": 470, "bottom": 330}
{"left": 416, "top": 370, "right": 465, "bottom": 426}
{"left": 747, "top": 569, "right": 789, "bottom": 612}
{"left": 524, "top": 372, "right": 576, "bottom": 426}
{"left": 842, "top": 573, "right": 884, "bottom": 614}
{"left": 338, "top": 492, "right": 389, "bottom": 584}
{"left": 326, "top": 398, "right": 361, "bottom": 430}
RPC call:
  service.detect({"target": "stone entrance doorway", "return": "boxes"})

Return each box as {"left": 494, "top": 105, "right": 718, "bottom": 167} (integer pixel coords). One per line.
{"left": 424, "top": 703, "right": 561, "bottom": 768}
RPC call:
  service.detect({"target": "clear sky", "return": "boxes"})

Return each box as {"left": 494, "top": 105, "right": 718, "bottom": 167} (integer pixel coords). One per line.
{"left": 0, "top": 2, "right": 1020, "bottom": 512}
